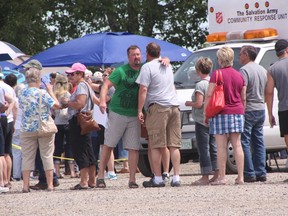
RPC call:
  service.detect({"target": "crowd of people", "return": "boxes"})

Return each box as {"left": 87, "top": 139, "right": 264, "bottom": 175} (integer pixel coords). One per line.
{"left": 0, "top": 39, "right": 288, "bottom": 193}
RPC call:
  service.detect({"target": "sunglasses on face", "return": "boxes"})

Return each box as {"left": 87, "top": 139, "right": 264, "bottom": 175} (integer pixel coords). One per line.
{"left": 66, "top": 72, "right": 80, "bottom": 77}
{"left": 102, "top": 74, "right": 108, "bottom": 77}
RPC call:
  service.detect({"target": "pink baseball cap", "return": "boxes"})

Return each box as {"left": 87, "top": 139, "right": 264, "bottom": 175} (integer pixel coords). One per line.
{"left": 65, "top": 62, "right": 87, "bottom": 73}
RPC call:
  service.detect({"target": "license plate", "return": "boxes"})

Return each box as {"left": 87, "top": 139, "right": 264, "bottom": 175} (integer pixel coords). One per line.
{"left": 181, "top": 139, "right": 192, "bottom": 149}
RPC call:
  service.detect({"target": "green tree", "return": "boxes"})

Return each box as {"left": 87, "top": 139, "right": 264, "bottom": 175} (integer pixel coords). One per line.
{"left": 0, "top": 0, "right": 53, "bottom": 54}
{"left": 0, "top": 0, "right": 208, "bottom": 55}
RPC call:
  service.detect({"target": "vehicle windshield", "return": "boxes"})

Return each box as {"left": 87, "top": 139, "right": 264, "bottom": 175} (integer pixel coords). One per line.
{"left": 174, "top": 48, "right": 243, "bottom": 89}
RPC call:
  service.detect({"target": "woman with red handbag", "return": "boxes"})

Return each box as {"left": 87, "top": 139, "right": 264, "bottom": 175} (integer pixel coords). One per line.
{"left": 204, "top": 47, "right": 247, "bottom": 185}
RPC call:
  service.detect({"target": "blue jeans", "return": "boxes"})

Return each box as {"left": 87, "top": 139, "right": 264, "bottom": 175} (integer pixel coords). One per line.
{"left": 117, "top": 139, "right": 128, "bottom": 159}
{"left": 195, "top": 122, "right": 217, "bottom": 175}
{"left": 36, "top": 148, "right": 58, "bottom": 184}
{"left": 241, "top": 110, "right": 266, "bottom": 178}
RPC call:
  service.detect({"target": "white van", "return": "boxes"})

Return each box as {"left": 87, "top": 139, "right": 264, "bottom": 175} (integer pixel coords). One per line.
{"left": 173, "top": 40, "right": 286, "bottom": 174}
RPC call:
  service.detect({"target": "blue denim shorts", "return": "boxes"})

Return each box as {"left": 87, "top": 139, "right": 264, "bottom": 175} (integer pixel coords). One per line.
{"left": 209, "top": 114, "right": 244, "bottom": 135}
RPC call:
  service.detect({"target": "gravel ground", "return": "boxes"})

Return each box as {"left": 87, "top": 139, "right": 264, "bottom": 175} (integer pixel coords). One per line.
{"left": 2, "top": 159, "right": 288, "bottom": 216}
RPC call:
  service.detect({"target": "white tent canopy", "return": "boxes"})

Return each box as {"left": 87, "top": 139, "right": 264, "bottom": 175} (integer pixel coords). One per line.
{"left": 0, "top": 41, "right": 26, "bottom": 61}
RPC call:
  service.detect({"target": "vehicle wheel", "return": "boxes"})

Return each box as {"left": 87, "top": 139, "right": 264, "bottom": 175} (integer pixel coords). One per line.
{"left": 138, "top": 153, "right": 173, "bottom": 177}
{"left": 226, "top": 141, "right": 237, "bottom": 174}
{"left": 138, "top": 153, "right": 152, "bottom": 177}
{"left": 180, "top": 154, "right": 191, "bottom": 163}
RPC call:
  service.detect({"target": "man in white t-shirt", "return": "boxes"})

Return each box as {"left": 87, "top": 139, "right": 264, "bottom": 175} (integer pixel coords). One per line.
{"left": 136, "top": 42, "right": 181, "bottom": 187}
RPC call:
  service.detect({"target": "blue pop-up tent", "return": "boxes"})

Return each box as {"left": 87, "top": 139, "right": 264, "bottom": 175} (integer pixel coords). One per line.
{"left": 21, "top": 32, "right": 192, "bottom": 67}
{"left": 0, "top": 61, "right": 16, "bottom": 70}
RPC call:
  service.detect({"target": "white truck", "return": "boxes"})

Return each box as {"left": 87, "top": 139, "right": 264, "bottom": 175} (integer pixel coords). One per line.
{"left": 138, "top": 0, "right": 288, "bottom": 176}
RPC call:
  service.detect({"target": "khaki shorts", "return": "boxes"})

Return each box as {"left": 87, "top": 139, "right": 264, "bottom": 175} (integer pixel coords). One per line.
{"left": 145, "top": 104, "right": 181, "bottom": 149}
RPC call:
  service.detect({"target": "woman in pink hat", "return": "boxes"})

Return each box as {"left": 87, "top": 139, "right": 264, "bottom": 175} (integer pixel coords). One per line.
{"left": 63, "top": 62, "right": 100, "bottom": 190}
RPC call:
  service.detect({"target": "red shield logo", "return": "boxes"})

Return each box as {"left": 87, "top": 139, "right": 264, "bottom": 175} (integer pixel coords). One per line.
{"left": 216, "top": 12, "right": 223, "bottom": 24}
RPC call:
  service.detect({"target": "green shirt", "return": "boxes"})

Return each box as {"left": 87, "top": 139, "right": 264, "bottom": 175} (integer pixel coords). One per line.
{"left": 108, "top": 64, "right": 140, "bottom": 116}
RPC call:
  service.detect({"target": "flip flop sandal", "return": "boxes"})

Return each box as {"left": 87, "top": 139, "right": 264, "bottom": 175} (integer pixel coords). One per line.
{"left": 128, "top": 181, "right": 139, "bottom": 189}
{"left": 191, "top": 180, "right": 209, "bottom": 186}
{"left": 22, "top": 188, "right": 30, "bottom": 193}
{"left": 88, "top": 184, "right": 96, "bottom": 188}
{"left": 117, "top": 168, "right": 129, "bottom": 174}
{"left": 235, "top": 178, "right": 244, "bottom": 185}
{"left": 210, "top": 179, "right": 227, "bottom": 186}
{"left": 96, "top": 179, "right": 106, "bottom": 188}
{"left": 70, "top": 184, "right": 89, "bottom": 190}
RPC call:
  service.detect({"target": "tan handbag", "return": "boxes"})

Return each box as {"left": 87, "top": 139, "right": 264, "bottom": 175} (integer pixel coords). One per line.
{"left": 38, "top": 90, "right": 58, "bottom": 136}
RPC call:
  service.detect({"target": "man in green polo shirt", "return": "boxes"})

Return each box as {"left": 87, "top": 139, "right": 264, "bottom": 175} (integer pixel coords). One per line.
{"left": 97, "top": 45, "right": 142, "bottom": 189}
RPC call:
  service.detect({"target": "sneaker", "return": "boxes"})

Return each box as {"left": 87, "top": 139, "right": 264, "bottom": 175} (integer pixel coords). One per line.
{"left": 0, "top": 186, "right": 9, "bottom": 193}
{"left": 29, "top": 172, "right": 38, "bottom": 180}
{"left": 244, "top": 176, "right": 256, "bottom": 183}
{"left": 143, "top": 178, "right": 165, "bottom": 188}
{"left": 162, "top": 173, "right": 170, "bottom": 183}
{"left": 171, "top": 180, "right": 181, "bottom": 187}
{"left": 105, "top": 173, "right": 118, "bottom": 180}
{"left": 53, "top": 181, "right": 60, "bottom": 187}
{"left": 256, "top": 176, "right": 267, "bottom": 182}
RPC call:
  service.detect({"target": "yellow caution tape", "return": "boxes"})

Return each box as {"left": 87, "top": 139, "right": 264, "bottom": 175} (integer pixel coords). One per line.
{"left": 12, "top": 144, "right": 21, "bottom": 150}
{"left": 12, "top": 144, "right": 128, "bottom": 162}
{"left": 53, "top": 156, "right": 74, "bottom": 161}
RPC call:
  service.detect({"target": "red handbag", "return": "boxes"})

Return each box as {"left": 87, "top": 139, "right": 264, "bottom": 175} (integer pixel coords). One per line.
{"left": 205, "top": 70, "right": 225, "bottom": 118}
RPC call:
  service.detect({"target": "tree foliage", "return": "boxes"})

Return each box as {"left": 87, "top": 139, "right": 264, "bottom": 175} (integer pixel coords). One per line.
{"left": 0, "top": 0, "right": 208, "bottom": 55}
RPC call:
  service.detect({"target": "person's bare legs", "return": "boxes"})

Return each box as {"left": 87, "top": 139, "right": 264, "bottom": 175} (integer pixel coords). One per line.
{"left": 22, "top": 170, "right": 30, "bottom": 191}
{"left": 148, "top": 145, "right": 154, "bottom": 175}
{"left": 214, "top": 134, "right": 228, "bottom": 183}
{"left": 54, "top": 163, "right": 61, "bottom": 177}
{"left": 149, "top": 143, "right": 170, "bottom": 176}
{"left": 283, "top": 135, "right": 288, "bottom": 181}
{"left": 128, "top": 149, "right": 139, "bottom": 183}
{"left": 1, "top": 157, "right": 7, "bottom": 185}
{"left": 0, "top": 157, "right": 4, "bottom": 186}
{"left": 45, "top": 169, "right": 54, "bottom": 190}
{"left": 107, "top": 151, "right": 115, "bottom": 172}
{"left": 4, "top": 154, "right": 12, "bottom": 185}
{"left": 210, "top": 170, "right": 219, "bottom": 182}
{"left": 284, "top": 135, "right": 288, "bottom": 149}
{"left": 88, "top": 165, "right": 96, "bottom": 186}
{"left": 151, "top": 148, "right": 162, "bottom": 177}
{"left": 69, "top": 162, "right": 76, "bottom": 177}
{"left": 162, "top": 147, "right": 170, "bottom": 173}
{"left": 78, "top": 167, "right": 89, "bottom": 187}
{"left": 169, "top": 147, "right": 180, "bottom": 176}
{"left": 123, "top": 160, "right": 129, "bottom": 170}
{"left": 98, "top": 145, "right": 113, "bottom": 179}
{"left": 230, "top": 132, "right": 244, "bottom": 184}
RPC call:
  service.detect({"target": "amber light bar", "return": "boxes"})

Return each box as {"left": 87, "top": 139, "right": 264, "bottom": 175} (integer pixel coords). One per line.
{"left": 206, "top": 28, "right": 278, "bottom": 43}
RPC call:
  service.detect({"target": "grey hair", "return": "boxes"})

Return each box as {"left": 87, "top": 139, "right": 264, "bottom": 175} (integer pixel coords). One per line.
{"left": 25, "top": 68, "right": 41, "bottom": 84}
{"left": 217, "top": 47, "right": 234, "bottom": 68}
